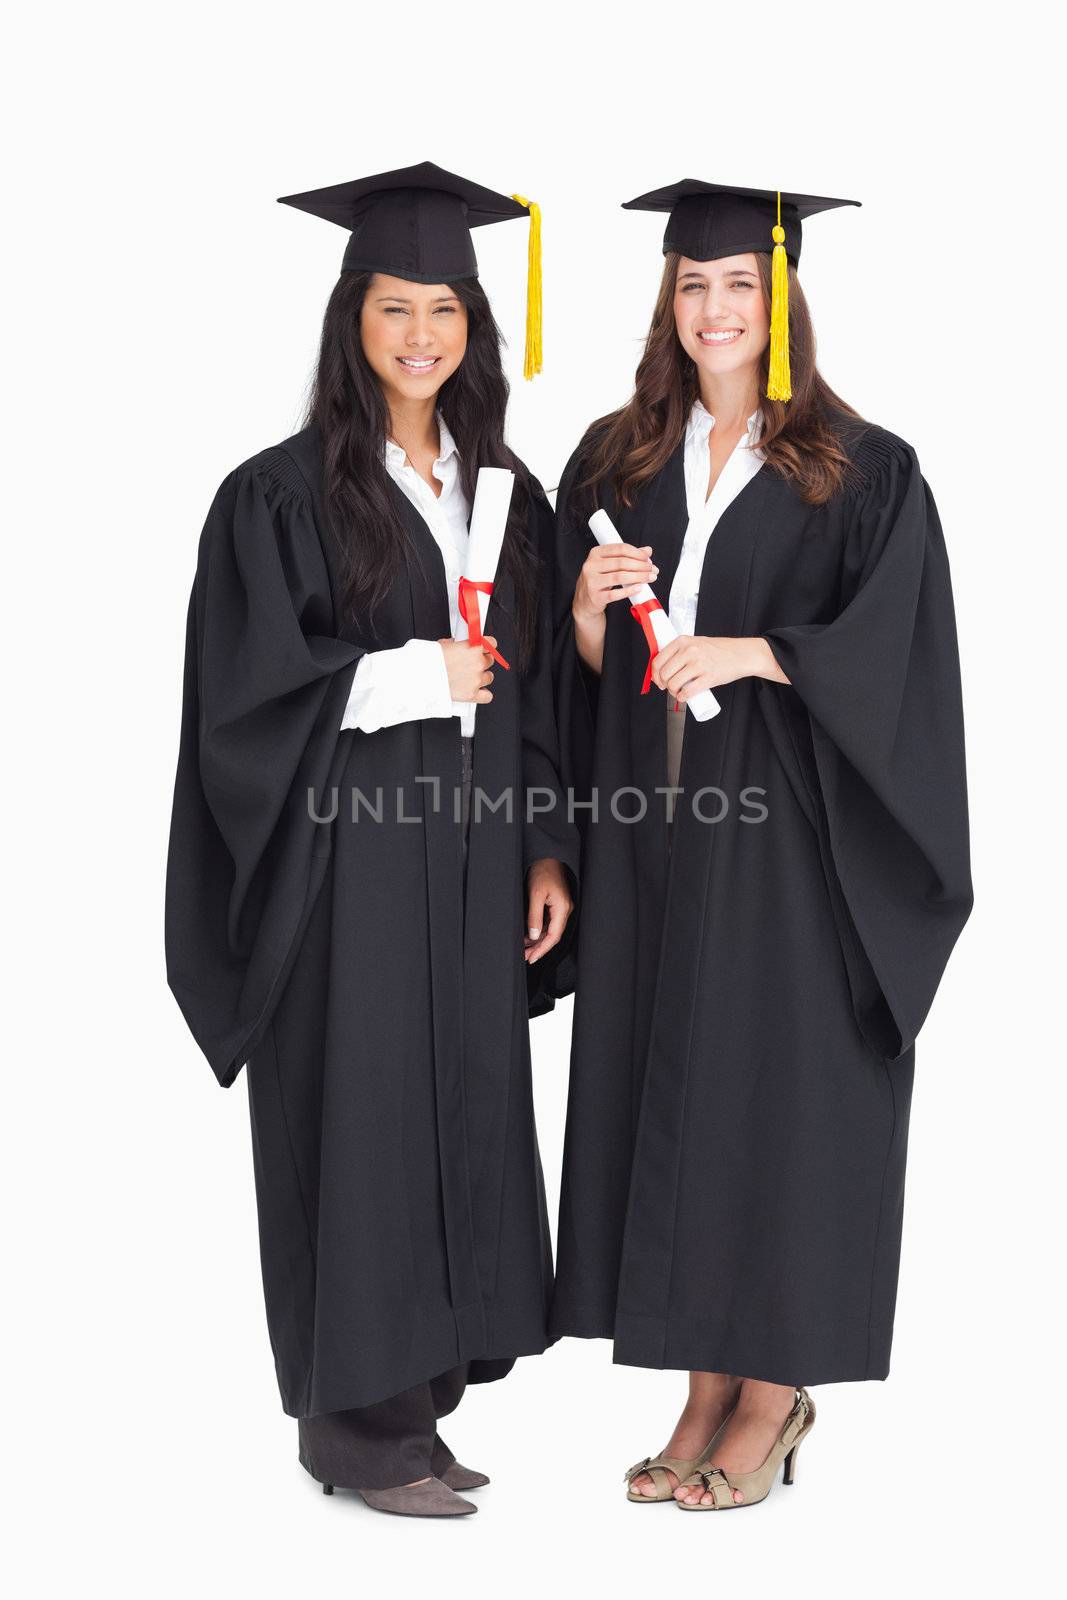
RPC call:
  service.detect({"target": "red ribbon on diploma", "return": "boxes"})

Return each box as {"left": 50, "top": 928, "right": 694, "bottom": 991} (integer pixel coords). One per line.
{"left": 629, "top": 596, "right": 663, "bottom": 693}
{"left": 631, "top": 595, "right": 682, "bottom": 710}
{"left": 458, "top": 577, "right": 510, "bottom": 670}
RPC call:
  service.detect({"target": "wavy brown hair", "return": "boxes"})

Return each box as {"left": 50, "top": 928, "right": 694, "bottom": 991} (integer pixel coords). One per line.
{"left": 576, "top": 251, "right": 863, "bottom": 511}
{"left": 305, "top": 272, "right": 538, "bottom": 664}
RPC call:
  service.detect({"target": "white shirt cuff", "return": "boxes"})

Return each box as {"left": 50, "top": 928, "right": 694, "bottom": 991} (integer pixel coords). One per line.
{"left": 340, "top": 639, "right": 453, "bottom": 733}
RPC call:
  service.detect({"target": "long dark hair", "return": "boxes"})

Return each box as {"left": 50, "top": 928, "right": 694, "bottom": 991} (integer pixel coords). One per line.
{"left": 577, "top": 251, "right": 863, "bottom": 511}
{"left": 305, "top": 272, "right": 538, "bottom": 663}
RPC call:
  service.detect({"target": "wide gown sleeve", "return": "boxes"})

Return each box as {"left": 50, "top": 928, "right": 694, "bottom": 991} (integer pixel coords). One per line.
{"left": 165, "top": 453, "right": 365, "bottom": 1086}
{"left": 522, "top": 477, "right": 582, "bottom": 1016}
{"left": 761, "top": 430, "right": 973, "bottom": 1060}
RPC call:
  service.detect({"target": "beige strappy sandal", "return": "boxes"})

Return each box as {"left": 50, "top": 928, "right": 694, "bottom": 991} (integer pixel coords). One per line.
{"left": 624, "top": 1409, "right": 736, "bottom": 1503}
{"left": 676, "top": 1388, "right": 816, "bottom": 1511}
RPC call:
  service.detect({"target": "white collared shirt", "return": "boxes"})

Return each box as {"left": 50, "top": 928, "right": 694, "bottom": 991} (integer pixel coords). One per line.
{"left": 341, "top": 413, "right": 469, "bottom": 734}
{"left": 667, "top": 400, "right": 765, "bottom": 639}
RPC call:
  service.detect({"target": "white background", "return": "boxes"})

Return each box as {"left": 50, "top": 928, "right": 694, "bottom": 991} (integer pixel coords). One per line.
{"left": 5, "top": 4, "right": 1061, "bottom": 1596}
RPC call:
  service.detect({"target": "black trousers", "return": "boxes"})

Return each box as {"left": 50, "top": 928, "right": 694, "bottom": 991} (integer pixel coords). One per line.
{"left": 296, "top": 736, "right": 477, "bottom": 1491}
{"left": 298, "top": 1363, "right": 470, "bottom": 1490}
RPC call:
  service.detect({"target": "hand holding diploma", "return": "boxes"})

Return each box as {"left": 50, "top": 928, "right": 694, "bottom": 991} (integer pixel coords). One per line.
{"left": 453, "top": 467, "right": 515, "bottom": 735}
{"left": 587, "top": 509, "right": 721, "bottom": 721}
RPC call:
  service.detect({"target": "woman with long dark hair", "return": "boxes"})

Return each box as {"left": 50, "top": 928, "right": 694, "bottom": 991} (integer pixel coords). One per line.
{"left": 165, "top": 163, "right": 577, "bottom": 1518}
{"left": 549, "top": 180, "right": 972, "bottom": 1510}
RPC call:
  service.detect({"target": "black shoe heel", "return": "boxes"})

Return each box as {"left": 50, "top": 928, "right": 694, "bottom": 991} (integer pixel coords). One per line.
{"left": 323, "top": 1483, "right": 334, "bottom": 1495}
{"left": 782, "top": 1447, "right": 797, "bottom": 1485}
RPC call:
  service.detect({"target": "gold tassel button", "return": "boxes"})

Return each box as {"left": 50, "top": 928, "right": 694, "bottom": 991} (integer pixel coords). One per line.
{"left": 511, "top": 193, "right": 543, "bottom": 380}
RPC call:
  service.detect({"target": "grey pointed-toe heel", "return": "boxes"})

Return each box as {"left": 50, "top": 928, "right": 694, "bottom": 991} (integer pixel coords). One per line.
{"left": 440, "top": 1461, "right": 490, "bottom": 1491}
{"left": 299, "top": 1419, "right": 476, "bottom": 1515}
{"left": 358, "top": 1478, "right": 478, "bottom": 1517}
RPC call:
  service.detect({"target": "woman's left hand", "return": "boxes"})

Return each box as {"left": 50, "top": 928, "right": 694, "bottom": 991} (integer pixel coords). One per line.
{"left": 651, "top": 635, "right": 789, "bottom": 699}
{"left": 525, "top": 859, "right": 574, "bottom": 964}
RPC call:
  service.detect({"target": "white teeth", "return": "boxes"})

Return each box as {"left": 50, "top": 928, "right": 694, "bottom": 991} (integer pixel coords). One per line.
{"left": 699, "top": 330, "right": 742, "bottom": 344}
{"left": 399, "top": 357, "right": 438, "bottom": 369}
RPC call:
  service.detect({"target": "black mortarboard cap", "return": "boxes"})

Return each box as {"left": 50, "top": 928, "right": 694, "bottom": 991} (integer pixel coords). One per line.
{"left": 277, "top": 159, "right": 529, "bottom": 283}
{"left": 621, "top": 179, "right": 860, "bottom": 267}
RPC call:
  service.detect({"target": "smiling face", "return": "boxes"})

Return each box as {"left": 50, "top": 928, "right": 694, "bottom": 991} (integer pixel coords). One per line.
{"left": 672, "top": 253, "right": 770, "bottom": 382}
{"left": 359, "top": 273, "right": 469, "bottom": 406}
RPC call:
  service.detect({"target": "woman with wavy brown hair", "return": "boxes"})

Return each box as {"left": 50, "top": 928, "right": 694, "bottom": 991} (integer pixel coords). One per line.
{"left": 548, "top": 180, "right": 972, "bottom": 1511}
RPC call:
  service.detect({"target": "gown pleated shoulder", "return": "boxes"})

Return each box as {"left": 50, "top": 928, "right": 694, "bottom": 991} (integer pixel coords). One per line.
{"left": 166, "top": 423, "right": 579, "bottom": 1415}
{"left": 548, "top": 418, "right": 972, "bottom": 1385}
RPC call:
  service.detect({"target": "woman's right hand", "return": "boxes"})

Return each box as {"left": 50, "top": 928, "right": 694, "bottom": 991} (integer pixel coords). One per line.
{"left": 571, "top": 543, "right": 658, "bottom": 674}
{"left": 439, "top": 638, "right": 497, "bottom": 703}
{"left": 572, "top": 543, "right": 658, "bottom": 622}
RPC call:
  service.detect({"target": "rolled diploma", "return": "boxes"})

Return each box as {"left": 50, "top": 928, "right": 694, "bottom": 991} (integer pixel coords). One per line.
{"left": 588, "top": 509, "right": 720, "bottom": 721}
{"left": 453, "top": 467, "right": 516, "bottom": 735}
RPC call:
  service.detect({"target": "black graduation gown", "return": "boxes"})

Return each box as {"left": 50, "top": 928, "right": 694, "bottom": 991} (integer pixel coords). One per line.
{"left": 548, "top": 421, "right": 972, "bottom": 1386}
{"left": 165, "top": 424, "right": 579, "bottom": 1416}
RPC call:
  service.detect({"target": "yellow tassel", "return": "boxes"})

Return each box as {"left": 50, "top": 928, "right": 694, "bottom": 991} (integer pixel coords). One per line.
{"left": 511, "top": 193, "right": 542, "bottom": 380}
{"left": 766, "top": 191, "right": 791, "bottom": 402}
